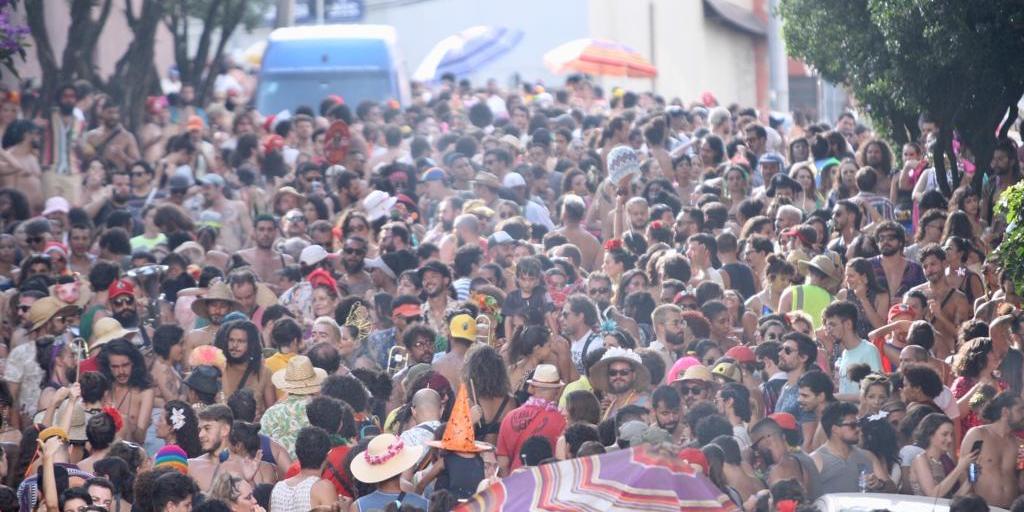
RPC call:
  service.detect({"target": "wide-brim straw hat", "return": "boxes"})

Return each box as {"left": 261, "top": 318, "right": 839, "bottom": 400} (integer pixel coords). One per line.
{"left": 350, "top": 433, "right": 425, "bottom": 484}
{"left": 674, "top": 364, "right": 713, "bottom": 384}
{"left": 271, "top": 355, "right": 327, "bottom": 395}
{"left": 190, "top": 281, "right": 243, "bottom": 319}
{"left": 272, "top": 186, "right": 306, "bottom": 209}
{"left": 426, "top": 383, "right": 493, "bottom": 453}
{"left": 89, "top": 317, "right": 138, "bottom": 351}
{"left": 526, "top": 364, "right": 564, "bottom": 388}
{"left": 27, "top": 297, "right": 81, "bottom": 333}
{"left": 797, "top": 254, "right": 843, "bottom": 289}
{"left": 589, "top": 347, "right": 651, "bottom": 393}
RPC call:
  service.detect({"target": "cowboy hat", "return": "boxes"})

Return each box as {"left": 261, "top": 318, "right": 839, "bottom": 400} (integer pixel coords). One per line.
{"left": 271, "top": 355, "right": 327, "bottom": 395}
{"left": 27, "top": 297, "right": 81, "bottom": 333}
{"left": 797, "top": 254, "right": 843, "bottom": 289}
{"left": 190, "top": 281, "right": 243, "bottom": 319}
{"left": 350, "top": 433, "right": 425, "bottom": 484}
{"left": 589, "top": 347, "right": 651, "bottom": 393}
{"left": 426, "top": 383, "right": 492, "bottom": 453}
{"left": 89, "top": 317, "right": 137, "bottom": 351}
{"left": 527, "top": 364, "right": 564, "bottom": 388}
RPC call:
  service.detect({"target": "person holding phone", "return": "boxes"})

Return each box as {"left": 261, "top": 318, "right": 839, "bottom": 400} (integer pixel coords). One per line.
{"left": 958, "top": 392, "right": 1024, "bottom": 508}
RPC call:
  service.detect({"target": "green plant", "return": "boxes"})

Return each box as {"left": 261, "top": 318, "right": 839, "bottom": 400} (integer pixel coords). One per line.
{"left": 993, "top": 181, "right": 1024, "bottom": 289}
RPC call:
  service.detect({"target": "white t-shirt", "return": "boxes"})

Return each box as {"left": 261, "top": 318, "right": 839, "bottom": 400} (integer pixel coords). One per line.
{"left": 835, "top": 340, "right": 883, "bottom": 394}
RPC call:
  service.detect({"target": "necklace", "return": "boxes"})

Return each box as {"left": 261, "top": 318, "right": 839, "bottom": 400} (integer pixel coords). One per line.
{"left": 114, "top": 386, "right": 134, "bottom": 410}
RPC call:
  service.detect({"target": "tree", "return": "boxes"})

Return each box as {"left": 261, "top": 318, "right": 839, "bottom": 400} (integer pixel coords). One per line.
{"left": 0, "top": 0, "right": 29, "bottom": 78}
{"left": 778, "top": 0, "right": 1024, "bottom": 197}
{"left": 164, "top": 0, "right": 270, "bottom": 106}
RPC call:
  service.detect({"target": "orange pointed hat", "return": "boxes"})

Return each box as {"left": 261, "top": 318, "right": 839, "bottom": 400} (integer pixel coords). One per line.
{"left": 426, "top": 383, "right": 492, "bottom": 453}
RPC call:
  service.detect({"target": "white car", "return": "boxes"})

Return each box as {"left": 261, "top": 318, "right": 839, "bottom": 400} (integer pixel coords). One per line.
{"left": 815, "top": 493, "right": 1010, "bottom": 512}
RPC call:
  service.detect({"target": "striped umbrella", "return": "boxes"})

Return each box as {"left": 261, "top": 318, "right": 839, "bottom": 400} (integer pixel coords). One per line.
{"left": 543, "top": 38, "right": 657, "bottom": 78}
{"left": 413, "top": 26, "right": 524, "bottom": 82}
{"left": 455, "top": 445, "right": 737, "bottom": 512}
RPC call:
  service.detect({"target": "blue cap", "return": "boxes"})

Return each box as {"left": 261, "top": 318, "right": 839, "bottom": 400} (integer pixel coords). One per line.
{"left": 758, "top": 152, "right": 785, "bottom": 166}
{"left": 422, "top": 167, "right": 448, "bottom": 183}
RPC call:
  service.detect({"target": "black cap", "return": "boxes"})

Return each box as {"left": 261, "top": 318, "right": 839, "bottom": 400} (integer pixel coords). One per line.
{"left": 184, "top": 365, "right": 222, "bottom": 397}
{"left": 416, "top": 259, "right": 451, "bottom": 281}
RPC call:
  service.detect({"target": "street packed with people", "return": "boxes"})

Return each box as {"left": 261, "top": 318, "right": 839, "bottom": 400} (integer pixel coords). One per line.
{"left": 0, "top": 66, "right": 1022, "bottom": 512}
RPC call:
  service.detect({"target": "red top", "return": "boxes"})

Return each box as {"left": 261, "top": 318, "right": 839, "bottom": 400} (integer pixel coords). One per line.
{"left": 284, "top": 444, "right": 353, "bottom": 497}
{"left": 495, "top": 398, "right": 566, "bottom": 471}
{"left": 951, "top": 376, "right": 1007, "bottom": 434}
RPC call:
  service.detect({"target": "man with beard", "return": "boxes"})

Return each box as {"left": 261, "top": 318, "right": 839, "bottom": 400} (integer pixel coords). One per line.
{"left": 337, "top": 235, "right": 372, "bottom": 297}
{"left": 648, "top": 304, "right": 688, "bottom": 369}
{"left": 651, "top": 385, "right": 685, "bottom": 442}
{"left": 379, "top": 222, "right": 413, "bottom": 255}
{"left": 418, "top": 260, "right": 457, "bottom": 338}
{"left": 585, "top": 272, "right": 614, "bottom": 311}
{"left": 85, "top": 168, "right": 132, "bottom": 226}
{"left": 982, "top": 140, "right": 1021, "bottom": 223}
{"left": 98, "top": 339, "right": 155, "bottom": 443}
{"left": 774, "top": 332, "right": 819, "bottom": 448}
{"left": 960, "top": 392, "right": 1024, "bottom": 508}
{"left": 80, "top": 102, "right": 140, "bottom": 172}
{"left": 909, "top": 245, "right": 969, "bottom": 358}
{"left": 7, "top": 290, "right": 45, "bottom": 349}
{"left": 749, "top": 417, "right": 822, "bottom": 500}
{"left": 238, "top": 215, "right": 294, "bottom": 284}
{"left": 188, "top": 404, "right": 234, "bottom": 493}
{"left": 184, "top": 282, "right": 243, "bottom": 356}
{"left": 811, "top": 401, "right": 892, "bottom": 494}
{"left": 796, "top": 371, "right": 835, "bottom": 452}
{"left": 870, "top": 221, "right": 924, "bottom": 301}
{"left": 827, "top": 200, "right": 862, "bottom": 256}
{"left": 214, "top": 320, "right": 277, "bottom": 415}
{"left": 41, "top": 84, "right": 87, "bottom": 199}
{"left": 198, "top": 173, "right": 251, "bottom": 253}
{"left": 7, "top": 297, "right": 79, "bottom": 428}
{"left": 335, "top": 170, "right": 364, "bottom": 213}
{"left": 552, "top": 195, "right": 602, "bottom": 271}
{"left": 104, "top": 278, "right": 150, "bottom": 344}
{"left": 591, "top": 348, "right": 651, "bottom": 420}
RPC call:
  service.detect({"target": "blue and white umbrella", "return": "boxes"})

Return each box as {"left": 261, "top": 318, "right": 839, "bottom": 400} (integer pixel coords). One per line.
{"left": 413, "top": 25, "right": 523, "bottom": 82}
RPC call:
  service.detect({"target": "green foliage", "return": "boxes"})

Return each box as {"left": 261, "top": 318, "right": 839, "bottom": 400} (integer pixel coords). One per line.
{"left": 994, "top": 182, "right": 1024, "bottom": 290}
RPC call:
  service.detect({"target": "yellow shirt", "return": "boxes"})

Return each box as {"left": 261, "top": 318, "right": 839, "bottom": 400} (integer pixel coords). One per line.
{"left": 264, "top": 352, "right": 296, "bottom": 400}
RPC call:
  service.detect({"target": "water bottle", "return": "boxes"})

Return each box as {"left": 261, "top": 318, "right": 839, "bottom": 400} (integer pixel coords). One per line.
{"left": 858, "top": 467, "right": 869, "bottom": 493}
{"left": 968, "top": 462, "right": 980, "bottom": 484}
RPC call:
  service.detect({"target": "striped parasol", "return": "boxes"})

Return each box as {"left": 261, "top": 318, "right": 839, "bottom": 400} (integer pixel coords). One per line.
{"left": 543, "top": 38, "right": 657, "bottom": 78}
{"left": 413, "top": 26, "right": 524, "bottom": 82}
{"left": 456, "top": 444, "right": 737, "bottom": 512}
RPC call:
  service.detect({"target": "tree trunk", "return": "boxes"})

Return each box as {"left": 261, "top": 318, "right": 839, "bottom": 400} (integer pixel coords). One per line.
{"left": 115, "top": 0, "right": 165, "bottom": 133}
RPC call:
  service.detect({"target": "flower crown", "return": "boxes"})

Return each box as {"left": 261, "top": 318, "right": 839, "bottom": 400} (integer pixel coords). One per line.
{"left": 471, "top": 292, "right": 503, "bottom": 324}
{"left": 604, "top": 238, "right": 623, "bottom": 251}
{"left": 365, "top": 437, "right": 405, "bottom": 465}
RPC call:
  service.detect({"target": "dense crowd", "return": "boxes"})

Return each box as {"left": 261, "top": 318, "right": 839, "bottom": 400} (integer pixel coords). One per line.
{"left": 0, "top": 69, "right": 1021, "bottom": 512}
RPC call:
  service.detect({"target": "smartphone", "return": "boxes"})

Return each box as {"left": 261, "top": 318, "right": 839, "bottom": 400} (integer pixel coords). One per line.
{"left": 971, "top": 440, "right": 984, "bottom": 453}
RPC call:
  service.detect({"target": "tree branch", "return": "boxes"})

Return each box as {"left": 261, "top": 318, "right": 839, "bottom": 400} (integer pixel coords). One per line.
{"left": 190, "top": 0, "right": 224, "bottom": 84}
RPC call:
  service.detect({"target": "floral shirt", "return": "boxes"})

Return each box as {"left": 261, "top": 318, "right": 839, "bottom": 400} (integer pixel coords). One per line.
{"left": 260, "top": 395, "right": 310, "bottom": 458}
{"left": 279, "top": 281, "right": 313, "bottom": 321}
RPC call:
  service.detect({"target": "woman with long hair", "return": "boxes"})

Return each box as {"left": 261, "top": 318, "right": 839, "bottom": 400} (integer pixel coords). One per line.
{"left": 943, "top": 209, "right": 986, "bottom": 255}
{"left": 155, "top": 400, "right": 202, "bottom": 458}
{"left": 699, "top": 135, "right": 726, "bottom": 175}
{"left": 210, "top": 473, "right": 263, "bottom": 512}
{"left": 950, "top": 186, "right": 987, "bottom": 239}
{"left": 860, "top": 417, "right": 901, "bottom": 487}
{"left": 721, "top": 166, "right": 749, "bottom": 219}
{"left": 789, "top": 162, "right": 822, "bottom": 213}
{"left": 223, "top": 421, "right": 278, "bottom": 484}
{"left": 504, "top": 325, "right": 553, "bottom": 406}
{"left": 943, "top": 236, "right": 985, "bottom": 308}
{"left": 836, "top": 257, "right": 890, "bottom": 337}
{"left": 951, "top": 337, "right": 1005, "bottom": 434}
{"left": 827, "top": 158, "right": 859, "bottom": 209}
{"left": 35, "top": 337, "right": 75, "bottom": 414}
{"left": 462, "top": 345, "right": 513, "bottom": 446}
{"left": 908, "top": 413, "right": 973, "bottom": 498}
{"left": 615, "top": 269, "right": 649, "bottom": 309}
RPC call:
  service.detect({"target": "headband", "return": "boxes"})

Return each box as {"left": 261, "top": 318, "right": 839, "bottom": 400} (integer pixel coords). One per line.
{"left": 392, "top": 303, "right": 421, "bottom": 318}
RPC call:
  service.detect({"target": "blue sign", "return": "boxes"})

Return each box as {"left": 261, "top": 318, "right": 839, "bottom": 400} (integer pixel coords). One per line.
{"left": 264, "top": 0, "right": 364, "bottom": 26}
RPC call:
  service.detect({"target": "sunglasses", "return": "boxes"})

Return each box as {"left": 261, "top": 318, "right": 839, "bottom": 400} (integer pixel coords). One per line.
{"left": 589, "top": 287, "right": 611, "bottom": 295}
{"left": 608, "top": 368, "right": 634, "bottom": 377}
{"left": 286, "top": 215, "right": 305, "bottom": 222}
{"left": 27, "top": 236, "right": 44, "bottom": 244}
{"left": 837, "top": 421, "right": 860, "bottom": 429}
{"left": 343, "top": 247, "right": 367, "bottom": 255}
{"left": 112, "top": 297, "right": 135, "bottom": 307}
{"left": 130, "top": 172, "right": 148, "bottom": 177}
{"left": 678, "top": 386, "right": 705, "bottom": 396}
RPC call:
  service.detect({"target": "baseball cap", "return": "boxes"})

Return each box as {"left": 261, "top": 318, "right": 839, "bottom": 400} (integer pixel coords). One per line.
{"left": 768, "top": 412, "right": 798, "bottom": 431}
{"left": 42, "top": 197, "right": 70, "bottom": 216}
{"left": 724, "top": 346, "right": 756, "bottom": 364}
{"left": 108, "top": 279, "right": 135, "bottom": 300}
{"left": 300, "top": 245, "right": 329, "bottom": 267}
{"left": 487, "top": 231, "right": 514, "bottom": 246}
{"left": 168, "top": 175, "right": 191, "bottom": 191}
{"left": 199, "top": 174, "right": 225, "bottom": 187}
{"left": 449, "top": 314, "right": 477, "bottom": 341}
{"left": 502, "top": 172, "right": 527, "bottom": 188}
{"left": 422, "top": 167, "right": 447, "bottom": 183}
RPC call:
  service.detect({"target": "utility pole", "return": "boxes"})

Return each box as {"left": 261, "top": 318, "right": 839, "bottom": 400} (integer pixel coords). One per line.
{"left": 275, "top": 0, "right": 294, "bottom": 28}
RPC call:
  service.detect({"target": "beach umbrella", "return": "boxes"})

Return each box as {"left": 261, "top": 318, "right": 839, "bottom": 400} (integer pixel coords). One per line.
{"left": 543, "top": 38, "right": 657, "bottom": 78}
{"left": 413, "top": 25, "right": 524, "bottom": 82}
{"left": 455, "top": 444, "right": 737, "bottom": 512}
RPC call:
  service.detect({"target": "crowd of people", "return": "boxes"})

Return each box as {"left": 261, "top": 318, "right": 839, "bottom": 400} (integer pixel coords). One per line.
{"left": 0, "top": 68, "right": 1021, "bottom": 512}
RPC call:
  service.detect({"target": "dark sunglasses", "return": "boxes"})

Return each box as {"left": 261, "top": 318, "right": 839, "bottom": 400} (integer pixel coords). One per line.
{"left": 112, "top": 297, "right": 135, "bottom": 307}
{"left": 343, "top": 247, "right": 366, "bottom": 255}
{"left": 678, "top": 386, "right": 705, "bottom": 396}
{"left": 589, "top": 287, "right": 611, "bottom": 295}
{"left": 608, "top": 368, "right": 634, "bottom": 377}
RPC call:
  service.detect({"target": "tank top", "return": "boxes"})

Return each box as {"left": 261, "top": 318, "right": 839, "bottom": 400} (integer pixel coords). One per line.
{"left": 270, "top": 475, "right": 318, "bottom": 512}
{"left": 790, "top": 284, "right": 831, "bottom": 328}
{"left": 814, "top": 444, "right": 873, "bottom": 494}
{"left": 792, "top": 451, "right": 823, "bottom": 500}
{"left": 436, "top": 453, "right": 485, "bottom": 500}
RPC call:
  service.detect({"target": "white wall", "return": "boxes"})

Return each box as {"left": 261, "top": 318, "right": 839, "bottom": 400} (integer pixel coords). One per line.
{"left": 363, "top": 0, "right": 589, "bottom": 89}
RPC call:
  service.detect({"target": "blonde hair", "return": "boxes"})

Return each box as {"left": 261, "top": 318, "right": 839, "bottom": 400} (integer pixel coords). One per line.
{"left": 313, "top": 316, "right": 342, "bottom": 342}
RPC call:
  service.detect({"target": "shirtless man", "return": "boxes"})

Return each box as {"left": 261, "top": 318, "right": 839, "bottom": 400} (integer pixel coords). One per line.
{"left": 183, "top": 282, "right": 242, "bottom": 357}
{"left": 0, "top": 120, "right": 44, "bottom": 212}
{"left": 100, "top": 339, "right": 155, "bottom": 444}
{"left": 238, "top": 215, "right": 293, "bottom": 284}
{"left": 908, "top": 244, "right": 969, "bottom": 359}
{"left": 552, "top": 195, "right": 602, "bottom": 271}
{"left": 871, "top": 221, "right": 925, "bottom": 302}
{"left": 959, "top": 392, "right": 1024, "bottom": 508}
{"left": 188, "top": 404, "right": 234, "bottom": 493}
{"left": 199, "top": 174, "right": 251, "bottom": 253}
{"left": 80, "top": 103, "right": 140, "bottom": 172}
{"left": 749, "top": 417, "right": 823, "bottom": 502}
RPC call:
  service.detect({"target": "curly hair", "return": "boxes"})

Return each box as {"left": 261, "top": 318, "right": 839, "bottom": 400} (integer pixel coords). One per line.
{"left": 463, "top": 345, "right": 511, "bottom": 399}
{"left": 912, "top": 413, "right": 953, "bottom": 450}
{"left": 98, "top": 339, "right": 153, "bottom": 389}
{"left": 954, "top": 337, "right": 994, "bottom": 380}
{"left": 213, "top": 320, "right": 263, "bottom": 374}
{"left": 164, "top": 400, "right": 201, "bottom": 458}
{"left": 859, "top": 417, "right": 899, "bottom": 472}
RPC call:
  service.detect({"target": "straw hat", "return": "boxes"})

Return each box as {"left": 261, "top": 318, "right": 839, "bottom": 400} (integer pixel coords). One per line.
{"left": 89, "top": 317, "right": 137, "bottom": 351}
{"left": 470, "top": 172, "right": 502, "bottom": 190}
{"left": 426, "top": 383, "right": 492, "bottom": 453}
{"left": 190, "top": 281, "right": 243, "bottom": 319}
{"left": 589, "top": 347, "right": 651, "bottom": 393}
{"left": 27, "top": 297, "right": 81, "bottom": 333}
{"left": 797, "top": 254, "right": 843, "bottom": 289}
{"left": 272, "top": 186, "right": 306, "bottom": 210}
{"left": 272, "top": 355, "right": 327, "bottom": 395}
{"left": 527, "top": 364, "right": 564, "bottom": 388}
{"left": 674, "top": 364, "right": 713, "bottom": 384}
{"left": 350, "top": 433, "right": 425, "bottom": 484}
